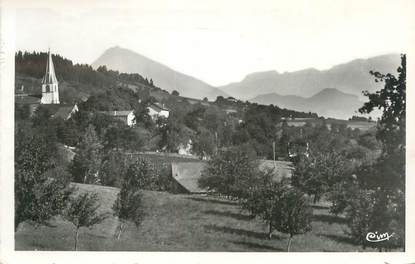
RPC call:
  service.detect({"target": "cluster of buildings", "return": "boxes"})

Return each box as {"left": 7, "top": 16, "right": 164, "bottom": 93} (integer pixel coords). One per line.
{"left": 16, "top": 49, "right": 170, "bottom": 127}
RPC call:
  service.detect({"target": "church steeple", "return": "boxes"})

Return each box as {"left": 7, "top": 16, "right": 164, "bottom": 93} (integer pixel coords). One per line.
{"left": 40, "top": 49, "right": 60, "bottom": 104}
{"left": 42, "top": 49, "right": 58, "bottom": 85}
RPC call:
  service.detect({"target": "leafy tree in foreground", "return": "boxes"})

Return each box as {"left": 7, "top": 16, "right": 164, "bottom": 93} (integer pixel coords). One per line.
{"left": 112, "top": 159, "right": 148, "bottom": 239}
{"left": 64, "top": 192, "right": 107, "bottom": 250}
{"left": 240, "top": 171, "right": 280, "bottom": 238}
{"left": 349, "top": 54, "right": 406, "bottom": 250}
{"left": 359, "top": 54, "right": 405, "bottom": 192}
{"left": 241, "top": 176, "right": 312, "bottom": 248}
{"left": 112, "top": 189, "right": 145, "bottom": 240}
{"left": 271, "top": 187, "right": 312, "bottom": 252}
{"left": 292, "top": 151, "right": 350, "bottom": 203}
{"left": 15, "top": 128, "right": 72, "bottom": 229}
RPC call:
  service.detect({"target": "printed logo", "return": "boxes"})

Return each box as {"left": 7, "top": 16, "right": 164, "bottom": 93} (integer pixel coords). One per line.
{"left": 366, "top": 231, "right": 395, "bottom": 242}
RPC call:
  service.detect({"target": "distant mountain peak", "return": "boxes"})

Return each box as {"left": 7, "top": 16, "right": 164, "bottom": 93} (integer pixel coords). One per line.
{"left": 93, "top": 47, "right": 228, "bottom": 100}
{"left": 251, "top": 88, "right": 363, "bottom": 119}
{"left": 244, "top": 70, "right": 279, "bottom": 79}
{"left": 312, "top": 87, "right": 355, "bottom": 96}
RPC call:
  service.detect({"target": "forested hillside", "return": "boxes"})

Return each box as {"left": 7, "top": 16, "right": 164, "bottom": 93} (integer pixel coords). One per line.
{"left": 15, "top": 51, "right": 318, "bottom": 160}
{"left": 15, "top": 51, "right": 159, "bottom": 103}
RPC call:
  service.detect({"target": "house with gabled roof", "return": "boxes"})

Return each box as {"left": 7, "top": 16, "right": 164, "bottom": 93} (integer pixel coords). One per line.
{"left": 147, "top": 102, "right": 169, "bottom": 120}
{"left": 99, "top": 110, "right": 136, "bottom": 127}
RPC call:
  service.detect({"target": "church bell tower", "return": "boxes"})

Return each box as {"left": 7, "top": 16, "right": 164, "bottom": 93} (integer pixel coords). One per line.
{"left": 40, "top": 49, "right": 60, "bottom": 104}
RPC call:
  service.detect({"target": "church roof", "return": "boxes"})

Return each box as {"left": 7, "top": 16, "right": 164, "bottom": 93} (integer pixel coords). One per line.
{"left": 41, "top": 50, "right": 59, "bottom": 85}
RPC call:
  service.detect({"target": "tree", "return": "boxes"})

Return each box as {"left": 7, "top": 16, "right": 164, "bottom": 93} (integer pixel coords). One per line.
{"left": 203, "top": 97, "right": 208, "bottom": 102}
{"left": 240, "top": 171, "right": 280, "bottom": 238}
{"left": 272, "top": 186, "right": 312, "bottom": 251}
{"left": 156, "top": 115, "right": 189, "bottom": 153}
{"left": 134, "top": 101, "right": 153, "bottom": 129}
{"left": 343, "top": 54, "right": 406, "bottom": 250}
{"left": 99, "top": 150, "right": 131, "bottom": 187}
{"left": 171, "top": 90, "right": 180, "bottom": 96}
{"left": 198, "top": 146, "right": 257, "bottom": 198}
{"left": 56, "top": 119, "right": 80, "bottom": 147}
{"left": 70, "top": 125, "right": 103, "bottom": 184}
{"left": 15, "top": 126, "right": 72, "bottom": 229}
{"left": 292, "top": 151, "right": 351, "bottom": 203}
{"left": 112, "top": 159, "right": 148, "bottom": 239}
{"left": 191, "top": 128, "right": 216, "bottom": 159}
{"left": 64, "top": 192, "right": 107, "bottom": 250}
{"left": 359, "top": 54, "right": 406, "bottom": 192}
{"left": 240, "top": 178, "right": 312, "bottom": 249}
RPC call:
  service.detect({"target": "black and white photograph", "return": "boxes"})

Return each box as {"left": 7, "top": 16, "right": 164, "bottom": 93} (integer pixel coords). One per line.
{"left": 1, "top": 0, "right": 414, "bottom": 263}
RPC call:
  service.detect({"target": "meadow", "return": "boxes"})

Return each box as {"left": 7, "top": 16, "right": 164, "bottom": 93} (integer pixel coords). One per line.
{"left": 287, "top": 119, "right": 376, "bottom": 131}
{"left": 15, "top": 183, "right": 380, "bottom": 252}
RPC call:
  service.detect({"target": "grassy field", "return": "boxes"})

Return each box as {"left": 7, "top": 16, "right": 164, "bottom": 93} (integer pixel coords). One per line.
{"left": 287, "top": 119, "right": 376, "bottom": 131}
{"left": 15, "top": 183, "right": 382, "bottom": 252}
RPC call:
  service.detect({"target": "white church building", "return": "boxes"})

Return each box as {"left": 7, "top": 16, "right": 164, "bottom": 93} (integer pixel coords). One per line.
{"left": 40, "top": 49, "right": 60, "bottom": 104}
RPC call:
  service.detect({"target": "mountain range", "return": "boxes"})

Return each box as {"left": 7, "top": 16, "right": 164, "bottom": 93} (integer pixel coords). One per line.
{"left": 92, "top": 46, "right": 228, "bottom": 100}
{"left": 220, "top": 54, "right": 400, "bottom": 100}
{"left": 250, "top": 88, "right": 363, "bottom": 120}
{"left": 92, "top": 47, "right": 400, "bottom": 119}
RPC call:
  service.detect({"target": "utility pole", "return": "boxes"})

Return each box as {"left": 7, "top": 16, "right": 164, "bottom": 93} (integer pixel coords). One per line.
{"left": 272, "top": 141, "right": 276, "bottom": 167}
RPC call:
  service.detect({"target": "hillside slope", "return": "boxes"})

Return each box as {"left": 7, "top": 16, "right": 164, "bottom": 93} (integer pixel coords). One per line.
{"left": 92, "top": 46, "right": 228, "bottom": 100}
{"left": 220, "top": 54, "right": 400, "bottom": 100}
{"left": 16, "top": 183, "right": 379, "bottom": 251}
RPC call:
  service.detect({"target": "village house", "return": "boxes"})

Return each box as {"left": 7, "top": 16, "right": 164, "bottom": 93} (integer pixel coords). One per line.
{"left": 288, "top": 141, "right": 310, "bottom": 159}
{"left": 147, "top": 102, "right": 170, "bottom": 120}
{"left": 178, "top": 139, "right": 193, "bottom": 156}
{"left": 99, "top": 110, "right": 136, "bottom": 127}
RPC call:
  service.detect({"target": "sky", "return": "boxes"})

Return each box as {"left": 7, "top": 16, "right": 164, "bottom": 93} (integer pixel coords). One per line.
{"left": 14, "top": 0, "right": 415, "bottom": 86}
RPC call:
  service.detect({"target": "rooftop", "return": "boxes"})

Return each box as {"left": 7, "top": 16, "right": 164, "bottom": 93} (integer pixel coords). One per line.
{"left": 172, "top": 162, "right": 207, "bottom": 193}
{"left": 148, "top": 102, "right": 169, "bottom": 112}
{"left": 99, "top": 110, "right": 134, "bottom": 116}
{"left": 15, "top": 95, "right": 40, "bottom": 105}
